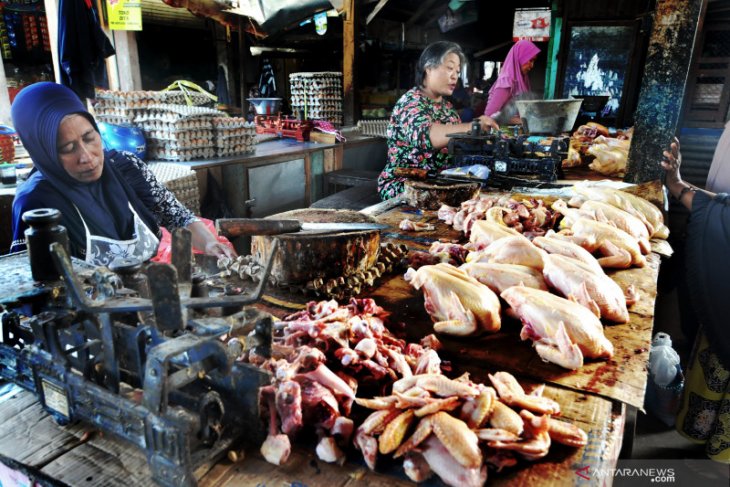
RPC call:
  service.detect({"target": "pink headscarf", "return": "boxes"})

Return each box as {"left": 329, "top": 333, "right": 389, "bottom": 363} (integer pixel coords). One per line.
{"left": 489, "top": 40, "right": 541, "bottom": 96}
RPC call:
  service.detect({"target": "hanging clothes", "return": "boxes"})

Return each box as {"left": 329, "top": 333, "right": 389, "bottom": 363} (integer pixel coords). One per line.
{"left": 58, "top": 0, "right": 115, "bottom": 100}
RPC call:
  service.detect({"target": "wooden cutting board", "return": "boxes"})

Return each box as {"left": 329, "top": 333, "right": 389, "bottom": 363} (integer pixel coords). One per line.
{"left": 251, "top": 209, "right": 382, "bottom": 285}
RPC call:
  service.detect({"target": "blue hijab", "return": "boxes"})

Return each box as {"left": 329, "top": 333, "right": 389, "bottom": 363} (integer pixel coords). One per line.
{"left": 10, "top": 82, "right": 158, "bottom": 258}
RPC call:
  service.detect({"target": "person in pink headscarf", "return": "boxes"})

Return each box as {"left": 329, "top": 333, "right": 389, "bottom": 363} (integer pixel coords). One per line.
{"left": 483, "top": 40, "right": 541, "bottom": 124}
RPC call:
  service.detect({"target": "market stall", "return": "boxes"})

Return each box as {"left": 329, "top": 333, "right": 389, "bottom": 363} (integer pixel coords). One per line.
{"left": 0, "top": 169, "right": 667, "bottom": 485}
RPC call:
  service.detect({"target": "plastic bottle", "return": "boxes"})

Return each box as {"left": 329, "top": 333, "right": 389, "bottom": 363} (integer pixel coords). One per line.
{"left": 649, "top": 332, "right": 681, "bottom": 387}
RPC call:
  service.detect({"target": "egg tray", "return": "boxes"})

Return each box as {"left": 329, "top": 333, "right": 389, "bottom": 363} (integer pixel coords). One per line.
{"left": 212, "top": 117, "right": 255, "bottom": 129}
{"left": 147, "top": 138, "right": 215, "bottom": 151}
{"left": 142, "top": 129, "right": 215, "bottom": 142}
{"left": 136, "top": 120, "right": 214, "bottom": 132}
{"left": 215, "top": 134, "right": 256, "bottom": 145}
{"left": 216, "top": 146, "right": 255, "bottom": 157}
{"left": 95, "top": 90, "right": 211, "bottom": 107}
{"left": 289, "top": 97, "right": 342, "bottom": 106}
{"left": 215, "top": 130, "right": 256, "bottom": 139}
{"left": 148, "top": 146, "right": 216, "bottom": 161}
{"left": 94, "top": 106, "right": 137, "bottom": 117}
{"left": 131, "top": 104, "right": 224, "bottom": 120}
{"left": 97, "top": 114, "right": 135, "bottom": 125}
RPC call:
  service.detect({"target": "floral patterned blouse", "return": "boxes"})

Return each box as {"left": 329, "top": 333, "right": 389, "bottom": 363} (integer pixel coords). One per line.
{"left": 377, "top": 87, "right": 461, "bottom": 200}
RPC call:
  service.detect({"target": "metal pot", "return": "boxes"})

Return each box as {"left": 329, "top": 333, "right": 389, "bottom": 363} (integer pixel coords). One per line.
{"left": 515, "top": 99, "right": 583, "bottom": 134}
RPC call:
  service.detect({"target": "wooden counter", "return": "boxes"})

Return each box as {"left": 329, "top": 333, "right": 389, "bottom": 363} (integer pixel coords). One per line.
{"left": 0, "top": 379, "right": 623, "bottom": 487}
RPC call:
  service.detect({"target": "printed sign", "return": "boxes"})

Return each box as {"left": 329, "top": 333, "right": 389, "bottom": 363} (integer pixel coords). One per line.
{"left": 513, "top": 7, "right": 551, "bottom": 42}
{"left": 107, "top": 0, "right": 142, "bottom": 31}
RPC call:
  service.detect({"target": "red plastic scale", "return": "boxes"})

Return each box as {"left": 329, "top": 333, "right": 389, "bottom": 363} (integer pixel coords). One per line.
{"left": 254, "top": 114, "right": 313, "bottom": 142}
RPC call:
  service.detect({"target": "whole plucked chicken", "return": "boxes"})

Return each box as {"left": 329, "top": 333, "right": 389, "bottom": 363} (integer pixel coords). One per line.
{"left": 405, "top": 263, "right": 501, "bottom": 336}
{"left": 542, "top": 253, "right": 633, "bottom": 323}
{"left": 501, "top": 286, "right": 614, "bottom": 370}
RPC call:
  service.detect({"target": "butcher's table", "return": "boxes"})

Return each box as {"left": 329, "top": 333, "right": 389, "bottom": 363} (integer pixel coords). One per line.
{"left": 0, "top": 183, "right": 665, "bottom": 486}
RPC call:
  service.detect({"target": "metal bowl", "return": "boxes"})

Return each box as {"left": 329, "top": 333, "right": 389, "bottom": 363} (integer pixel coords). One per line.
{"left": 247, "top": 98, "right": 282, "bottom": 115}
{"left": 514, "top": 99, "right": 583, "bottom": 134}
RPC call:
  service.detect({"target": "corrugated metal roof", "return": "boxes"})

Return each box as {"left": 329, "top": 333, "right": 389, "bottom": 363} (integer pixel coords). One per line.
{"left": 141, "top": 0, "right": 207, "bottom": 29}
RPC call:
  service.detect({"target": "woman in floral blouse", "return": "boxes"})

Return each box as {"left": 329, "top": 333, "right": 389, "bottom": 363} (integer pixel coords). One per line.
{"left": 377, "top": 41, "right": 498, "bottom": 200}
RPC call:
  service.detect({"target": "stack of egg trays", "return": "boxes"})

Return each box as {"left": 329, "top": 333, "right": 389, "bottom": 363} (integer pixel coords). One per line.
{"left": 130, "top": 104, "right": 225, "bottom": 161}
{"left": 212, "top": 117, "right": 257, "bottom": 157}
{"left": 289, "top": 72, "right": 343, "bottom": 126}
{"left": 94, "top": 90, "right": 212, "bottom": 126}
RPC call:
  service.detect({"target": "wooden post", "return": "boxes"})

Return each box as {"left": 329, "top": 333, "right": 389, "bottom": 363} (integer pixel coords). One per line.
{"left": 625, "top": 0, "right": 706, "bottom": 183}
{"left": 111, "top": 31, "right": 142, "bottom": 91}
{"left": 43, "top": 0, "right": 61, "bottom": 83}
{"left": 0, "top": 54, "right": 12, "bottom": 123}
{"left": 238, "top": 17, "right": 249, "bottom": 117}
{"left": 343, "top": 0, "right": 357, "bottom": 127}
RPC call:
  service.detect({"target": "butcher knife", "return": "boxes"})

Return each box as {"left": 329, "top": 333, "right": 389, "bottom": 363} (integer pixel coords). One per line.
{"left": 216, "top": 218, "right": 389, "bottom": 237}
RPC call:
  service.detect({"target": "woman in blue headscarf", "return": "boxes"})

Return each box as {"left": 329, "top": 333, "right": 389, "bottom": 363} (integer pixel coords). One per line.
{"left": 9, "top": 82, "right": 235, "bottom": 266}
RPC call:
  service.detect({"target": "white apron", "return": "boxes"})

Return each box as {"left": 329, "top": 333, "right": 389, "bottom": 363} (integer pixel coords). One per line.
{"left": 75, "top": 203, "right": 160, "bottom": 267}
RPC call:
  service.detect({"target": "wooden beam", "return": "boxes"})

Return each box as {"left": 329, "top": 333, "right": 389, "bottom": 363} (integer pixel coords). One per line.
{"left": 343, "top": 0, "right": 357, "bottom": 126}
{"left": 366, "top": 0, "right": 390, "bottom": 25}
{"left": 405, "top": 0, "right": 440, "bottom": 27}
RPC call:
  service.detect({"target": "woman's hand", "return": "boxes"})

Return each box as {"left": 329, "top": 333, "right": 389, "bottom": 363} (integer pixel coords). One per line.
{"left": 660, "top": 137, "right": 682, "bottom": 185}
{"left": 204, "top": 240, "right": 237, "bottom": 260}
{"left": 187, "top": 220, "right": 238, "bottom": 259}
{"left": 475, "top": 115, "right": 499, "bottom": 132}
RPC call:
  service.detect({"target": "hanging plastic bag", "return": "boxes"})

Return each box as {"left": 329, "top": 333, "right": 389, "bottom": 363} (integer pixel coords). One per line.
{"left": 162, "top": 80, "right": 217, "bottom": 107}
{"left": 645, "top": 332, "right": 685, "bottom": 426}
{"left": 152, "top": 217, "right": 234, "bottom": 264}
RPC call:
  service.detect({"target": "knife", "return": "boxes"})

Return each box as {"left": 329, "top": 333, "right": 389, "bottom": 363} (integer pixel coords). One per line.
{"left": 216, "top": 218, "right": 389, "bottom": 237}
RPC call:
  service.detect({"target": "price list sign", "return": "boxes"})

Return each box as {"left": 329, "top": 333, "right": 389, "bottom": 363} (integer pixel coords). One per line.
{"left": 107, "top": 0, "right": 142, "bottom": 31}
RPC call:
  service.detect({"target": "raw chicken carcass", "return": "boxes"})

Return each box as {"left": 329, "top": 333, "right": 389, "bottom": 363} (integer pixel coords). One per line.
{"left": 571, "top": 182, "right": 669, "bottom": 239}
{"left": 542, "top": 253, "right": 630, "bottom": 323}
{"left": 460, "top": 262, "right": 548, "bottom": 294}
{"left": 404, "top": 263, "right": 501, "bottom": 336}
{"left": 466, "top": 235, "right": 545, "bottom": 270}
{"left": 501, "top": 286, "right": 614, "bottom": 369}
{"left": 469, "top": 220, "right": 521, "bottom": 249}
{"left": 565, "top": 218, "right": 646, "bottom": 268}
{"left": 553, "top": 199, "right": 651, "bottom": 254}
{"left": 532, "top": 235, "right": 604, "bottom": 274}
